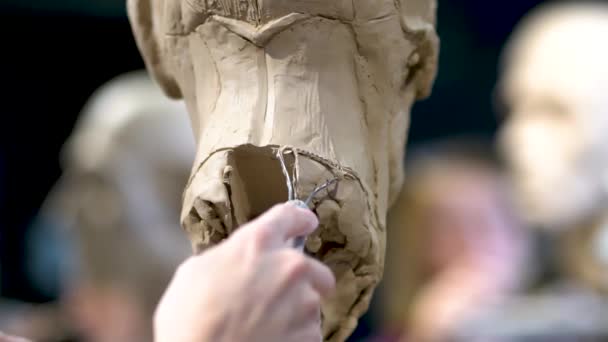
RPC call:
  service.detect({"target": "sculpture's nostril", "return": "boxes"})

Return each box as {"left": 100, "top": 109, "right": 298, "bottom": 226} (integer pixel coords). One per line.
{"left": 226, "top": 145, "right": 292, "bottom": 226}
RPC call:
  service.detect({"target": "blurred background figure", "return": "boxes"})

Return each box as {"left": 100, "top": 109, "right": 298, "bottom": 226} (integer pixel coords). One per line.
{"left": 376, "top": 139, "right": 530, "bottom": 342}
{"left": 417, "top": 3, "right": 608, "bottom": 340}
{"left": 0, "top": 71, "right": 194, "bottom": 341}
{"left": 498, "top": 2, "right": 608, "bottom": 297}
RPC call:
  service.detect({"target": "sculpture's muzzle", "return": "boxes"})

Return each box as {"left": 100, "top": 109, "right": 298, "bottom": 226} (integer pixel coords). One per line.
{"left": 181, "top": 144, "right": 382, "bottom": 340}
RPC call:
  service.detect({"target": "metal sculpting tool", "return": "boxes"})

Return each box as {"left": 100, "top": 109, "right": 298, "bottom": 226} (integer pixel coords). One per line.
{"left": 276, "top": 148, "right": 338, "bottom": 251}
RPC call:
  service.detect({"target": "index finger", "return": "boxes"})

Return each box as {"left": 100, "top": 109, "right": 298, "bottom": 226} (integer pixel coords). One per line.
{"left": 306, "top": 256, "right": 336, "bottom": 298}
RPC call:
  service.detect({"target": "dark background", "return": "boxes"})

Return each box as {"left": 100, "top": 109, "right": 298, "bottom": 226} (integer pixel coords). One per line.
{"left": 0, "top": 0, "right": 546, "bottom": 305}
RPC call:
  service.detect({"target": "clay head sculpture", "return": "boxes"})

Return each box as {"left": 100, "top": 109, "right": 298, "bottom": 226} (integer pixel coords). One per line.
{"left": 498, "top": 3, "right": 608, "bottom": 229}
{"left": 127, "top": 1, "right": 439, "bottom": 339}
{"left": 52, "top": 71, "right": 194, "bottom": 272}
{"left": 497, "top": 4, "right": 608, "bottom": 292}
{"left": 39, "top": 71, "right": 194, "bottom": 340}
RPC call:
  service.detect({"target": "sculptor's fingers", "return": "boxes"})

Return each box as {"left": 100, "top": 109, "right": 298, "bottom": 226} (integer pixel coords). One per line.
{"left": 285, "top": 286, "right": 324, "bottom": 342}
{"left": 289, "top": 315, "right": 324, "bottom": 342}
{"left": 306, "top": 257, "right": 336, "bottom": 298}
{"left": 0, "top": 332, "right": 31, "bottom": 342}
{"left": 275, "top": 249, "right": 335, "bottom": 298}
{"left": 240, "top": 203, "right": 319, "bottom": 250}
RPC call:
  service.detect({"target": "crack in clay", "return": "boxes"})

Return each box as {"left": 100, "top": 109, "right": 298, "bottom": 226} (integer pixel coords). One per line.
{"left": 365, "top": 13, "right": 398, "bottom": 25}
{"left": 223, "top": 167, "right": 238, "bottom": 235}
{"left": 315, "top": 13, "right": 349, "bottom": 25}
{"left": 345, "top": 21, "right": 372, "bottom": 131}
{"left": 200, "top": 38, "right": 222, "bottom": 115}
{"left": 246, "top": 40, "right": 267, "bottom": 143}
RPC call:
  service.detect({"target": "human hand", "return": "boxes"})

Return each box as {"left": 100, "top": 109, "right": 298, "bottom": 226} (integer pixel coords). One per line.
{"left": 154, "top": 203, "right": 336, "bottom": 342}
{"left": 0, "top": 331, "right": 31, "bottom": 342}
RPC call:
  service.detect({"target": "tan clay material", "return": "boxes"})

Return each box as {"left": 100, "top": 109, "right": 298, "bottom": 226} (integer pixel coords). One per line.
{"left": 498, "top": 4, "right": 608, "bottom": 291}
{"left": 127, "top": 1, "right": 439, "bottom": 339}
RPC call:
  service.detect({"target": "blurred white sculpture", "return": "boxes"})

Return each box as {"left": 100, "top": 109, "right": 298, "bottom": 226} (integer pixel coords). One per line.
{"left": 498, "top": 3, "right": 608, "bottom": 292}
{"left": 27, "top": 70, "right": 194, "bottom": 341}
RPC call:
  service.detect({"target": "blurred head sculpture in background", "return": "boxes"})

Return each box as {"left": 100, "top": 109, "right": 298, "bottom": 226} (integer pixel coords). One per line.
{"left": 498, "top": 3, "right": 608, "bottom": 292}
{"left": 381, "top": 140, "right": 527, "bottom": 341}
{"left": 126, "top": 0, "right": 439, "bottom": 339}
{"left": 33, "top": 71, "right": 193, "bottom": 341}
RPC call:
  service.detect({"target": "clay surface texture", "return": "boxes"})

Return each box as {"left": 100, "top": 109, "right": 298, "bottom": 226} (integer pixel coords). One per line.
{"left": 128, "top": 1, "right": 438, "bottom": 339}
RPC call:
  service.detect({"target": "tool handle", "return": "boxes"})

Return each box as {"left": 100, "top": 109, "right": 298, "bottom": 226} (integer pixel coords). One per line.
{"left": 288, "top": 200, "right": 310, "bottom": 251}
